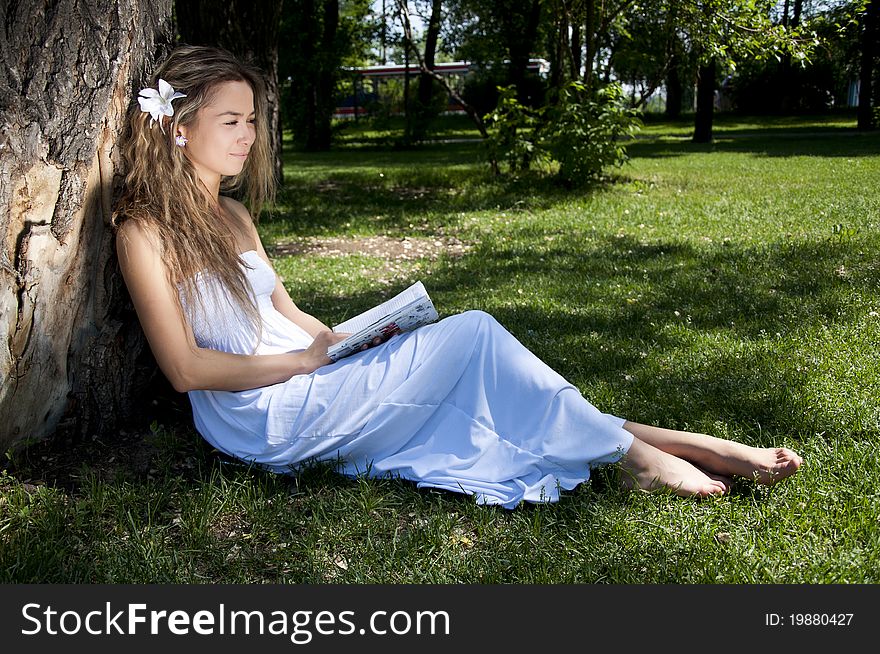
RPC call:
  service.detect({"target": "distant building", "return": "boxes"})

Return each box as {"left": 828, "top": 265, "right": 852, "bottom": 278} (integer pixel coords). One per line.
{"left": 335, "top": 59, "right": 550, "bottom": 118}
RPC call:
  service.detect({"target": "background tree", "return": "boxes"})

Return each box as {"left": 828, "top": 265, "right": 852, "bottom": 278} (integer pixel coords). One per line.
{"left": 398, "top": 0, "right": 490, "bottom": 138}
{"left": 664, "top": 31, "right": 691, "bottom": 118}
{"left": 857, "top": 0, "right": 878, "bottom": 129}
{"left": 0, "top": 0, "right": 174, "bottom": 451}
{"left": 281, "top": 0, "right": 374, "bottom": 150}
{"left": 446, "top": 0, "right": 546, "bottom": 109}
{"left": 670, "top": 0, "right": 818, "bottom": 143}
{"left": 728, "top": 2, "right": 863, "bottom": 115}
{"left": 607, "top": 0, "right": 684, "bottom": 110}
{"left": 410, "top": 0, "right": 445, "bottom": 143}
{"left": 175, "top": 0, "right": 284, "bottom": 180}
{"left": 777, "top": 0, "right": 805, "bottom": 112}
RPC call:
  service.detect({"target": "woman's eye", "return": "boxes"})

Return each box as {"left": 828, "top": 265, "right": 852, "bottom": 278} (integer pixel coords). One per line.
{"left": 225, "top": 121, "right": 238, "bottom": 126}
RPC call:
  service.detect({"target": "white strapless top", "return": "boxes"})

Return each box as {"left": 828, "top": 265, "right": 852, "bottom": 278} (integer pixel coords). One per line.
{"left": 181, "top": 250, "right": 313, "bottom": 355}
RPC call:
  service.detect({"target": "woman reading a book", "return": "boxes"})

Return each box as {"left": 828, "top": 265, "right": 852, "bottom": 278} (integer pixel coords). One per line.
{"left": 113, "top": 46, "right": 802, "bottom": 509}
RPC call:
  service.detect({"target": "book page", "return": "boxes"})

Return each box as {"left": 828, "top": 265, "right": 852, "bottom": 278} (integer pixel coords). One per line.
{"left": 327, "top": 281, "right": 438, "bottom": 361}
{"left": 332, "top": 281, "right": 429, "bottom": 334}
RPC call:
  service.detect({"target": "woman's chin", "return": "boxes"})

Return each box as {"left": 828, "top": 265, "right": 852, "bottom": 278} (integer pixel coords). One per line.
{"left": 223, "top": 163, "right": 247, "bottom": 176}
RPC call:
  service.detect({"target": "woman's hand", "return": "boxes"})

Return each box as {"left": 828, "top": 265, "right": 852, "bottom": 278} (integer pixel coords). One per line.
{"left": 359, "top": 326, "right": 401, "bottom": 351}
{"left": 302, "top": 330, "right": 350, "bottom": 372}
{"left": 302, "top": 329, "right": 397, "bottom": 373}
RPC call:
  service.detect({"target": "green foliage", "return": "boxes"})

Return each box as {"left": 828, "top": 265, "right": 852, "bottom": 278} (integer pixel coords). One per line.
{"left": 3, "top": 119, "right": 880, "bottom": 584}
{"left": 483, "top": 85, "right": 548, "bottom": 173}
{"left": 484, "top": 82, "right": 641, "bottom": 184}
{"left": 544, "top": 82, "right": 642, "bottom": 185}
{"left": 720, "top": 1, "right": 871, "bottom": 114}
{"left": 280, "top": 0, "right": 377, "bottom": 150}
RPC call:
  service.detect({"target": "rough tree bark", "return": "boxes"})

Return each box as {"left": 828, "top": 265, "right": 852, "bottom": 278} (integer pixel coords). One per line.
{"left": 175, "top": 0, "right": 285, "bottom": 181}
{"left": 0, "top": 0, "right": 174, "bottom": 451}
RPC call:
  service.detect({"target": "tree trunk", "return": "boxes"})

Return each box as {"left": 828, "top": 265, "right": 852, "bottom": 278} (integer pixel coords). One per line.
{"left": 0, "top": 0, "right": 174, "bottom": 451}
{"left": 570, "top": 21, "right": 582, "bottom": 80}
{"left": 285, "top": 0, "right": 319, "bottom": 150}
{"left": 499, "top": 0, "right": 542, "bottom": 105}
{"left": 313, "top": 0, "right": 339, "bottom": 150}
{"left": 412, "top": 0, "right": 443, "bottom": 142}
{"left": 777, "top": 0, "right": 799, "bottom": 114}
{"left": 403, "top": 23, "right": 411, "bottom": 141}
{"left": 175, "top": 0, "right": 284, "bottom": 182}
{"left": 693, "top": 58, "right": 716, "bottom": 143}
{"left": 665, "top": 49, "right": 683, "bottom": 119}
{"left": 583, "top": 0, "right": 597, "bottom": 91}
{"left": 857, "top": 0, "right": 878, "bottom": 131}
{"left": 548, "top": 4, "right": 568, "bottom": 95}
{"left": 398, "top": 0, "right": 487, "bottom": 140}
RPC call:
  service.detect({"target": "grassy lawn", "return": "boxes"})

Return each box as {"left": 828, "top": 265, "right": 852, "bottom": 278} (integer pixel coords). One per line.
{"left": 2, "top": 113, "right": 878, "bottom": 583}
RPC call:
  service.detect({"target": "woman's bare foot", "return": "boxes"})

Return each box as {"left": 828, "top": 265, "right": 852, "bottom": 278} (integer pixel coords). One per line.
{"left": 620, "top": 422, "right": 803, "bottom": 486}
{"left": 701, "top": 442, "right": 803, "bottom": 485}
{"left": 618, "top": 437, "right": 729, "bottom": 497}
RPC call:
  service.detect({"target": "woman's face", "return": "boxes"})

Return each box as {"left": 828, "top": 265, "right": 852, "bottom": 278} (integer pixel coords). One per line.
{"left": 179, "top": 80, "right": 255, "bottom": 185}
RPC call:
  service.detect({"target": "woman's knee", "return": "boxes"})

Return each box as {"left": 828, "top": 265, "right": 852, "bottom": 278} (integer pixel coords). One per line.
{"left": 435, "top": 311, "right": 502, "bottom": 346}
{"left": 460, "top": 309, "right": 494, "bottom": 324}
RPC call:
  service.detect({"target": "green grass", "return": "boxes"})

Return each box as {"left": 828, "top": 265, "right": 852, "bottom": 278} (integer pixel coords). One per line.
{"left": 2, "top": 115, "right": 879, "bottom": 583}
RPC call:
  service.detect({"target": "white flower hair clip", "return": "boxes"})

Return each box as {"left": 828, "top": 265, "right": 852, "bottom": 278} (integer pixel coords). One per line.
{"left": 137, "top": 78, "right": 186, "bottom": 133}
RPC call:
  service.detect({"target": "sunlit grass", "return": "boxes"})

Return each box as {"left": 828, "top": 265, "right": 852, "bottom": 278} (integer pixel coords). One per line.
{"left": 2, "top": 116, "right": 878, "bottom": 583}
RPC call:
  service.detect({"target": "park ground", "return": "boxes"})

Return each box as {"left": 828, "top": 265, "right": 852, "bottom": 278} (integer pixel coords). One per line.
{"left": 1, "top": 112, "right": 878, "bottom": 583}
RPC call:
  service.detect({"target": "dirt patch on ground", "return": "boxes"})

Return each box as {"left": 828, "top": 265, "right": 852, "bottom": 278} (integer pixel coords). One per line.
{"left": 272, "top": 235, "right": 470, "bottom": 262}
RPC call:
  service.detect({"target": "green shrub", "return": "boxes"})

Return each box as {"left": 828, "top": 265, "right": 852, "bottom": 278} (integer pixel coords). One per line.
{"left": 544, "top": 82, "right": 642, "bottom": 186}
{"left": 483, "top": 85, "right": 548, "bottom": 174}
{"left": 483, "top": 82, "right": 641, "bottom": 184}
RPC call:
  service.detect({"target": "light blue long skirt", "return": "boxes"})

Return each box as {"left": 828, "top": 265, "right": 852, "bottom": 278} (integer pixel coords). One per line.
{"left": 190, "top": 309, "right": 633, "bottom": 509}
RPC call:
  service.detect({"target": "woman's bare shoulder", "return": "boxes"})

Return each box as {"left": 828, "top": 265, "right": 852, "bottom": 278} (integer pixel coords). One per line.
{"left": 115, "top": 217, "right": 163, "bottom": 262}
{"left": 219, "top": 196, "right": 253, "bottom": 227}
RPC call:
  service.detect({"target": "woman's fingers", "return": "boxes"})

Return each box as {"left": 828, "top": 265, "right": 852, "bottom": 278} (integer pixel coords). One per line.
{"left": 359, "top": 335, "right": 388, "bottom": 351}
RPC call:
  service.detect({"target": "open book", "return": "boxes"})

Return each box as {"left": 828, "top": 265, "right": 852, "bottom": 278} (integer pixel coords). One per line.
{"left": 327, "top": 281, "right": 439, "bottom": 361}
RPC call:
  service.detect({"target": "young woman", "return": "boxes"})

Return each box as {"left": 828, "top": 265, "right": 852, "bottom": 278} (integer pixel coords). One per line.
{"left": 113, "top": 46, "right": 802, "bottom": 509}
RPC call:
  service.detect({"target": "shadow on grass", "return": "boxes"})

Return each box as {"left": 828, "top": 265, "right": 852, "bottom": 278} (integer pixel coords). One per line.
{"left": 492, "top": 234, "right": 875, "bottom": 434}
{"left": 6, "top": 217, "right": 875, "bottom": 498}
{"left": 284, "top": 140, "right": 486, "bottom": 171}
{"left": 628, "top": 127, "right": 880, "bottom": 159}
{"left": 267, "top": 144, "right": 624, "bottom": 238}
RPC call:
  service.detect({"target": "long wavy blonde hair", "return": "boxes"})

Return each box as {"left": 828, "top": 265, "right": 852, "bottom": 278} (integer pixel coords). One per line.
{"left": 113, "top": 45, "right": 275, "bottom": 346}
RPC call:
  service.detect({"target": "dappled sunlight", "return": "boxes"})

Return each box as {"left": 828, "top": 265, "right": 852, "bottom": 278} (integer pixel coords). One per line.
{"left": 628, "top": 128, "right": 880, "bottom": 160}
{"left": 4, "top": 119, "right": 879, "bottom": 584}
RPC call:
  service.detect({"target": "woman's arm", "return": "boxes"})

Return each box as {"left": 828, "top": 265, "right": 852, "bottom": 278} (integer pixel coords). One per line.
{"left": 258, "top": 241, "right": 331, "bottom": 338}
{"left": 115, "top": 219, "right": 346, "bottom": 393}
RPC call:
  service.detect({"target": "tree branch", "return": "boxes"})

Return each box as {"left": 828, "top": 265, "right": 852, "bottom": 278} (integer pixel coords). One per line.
{"left": 396, "top": 0, "right": 488, "bottom": 138}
